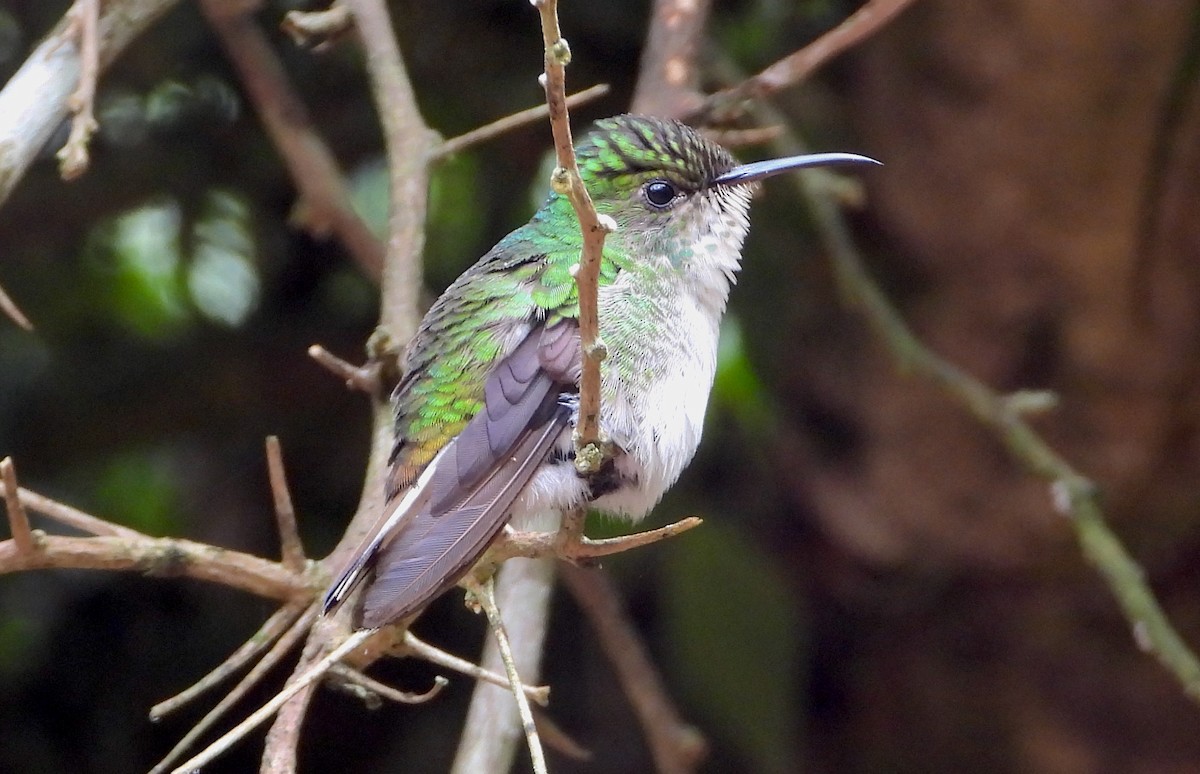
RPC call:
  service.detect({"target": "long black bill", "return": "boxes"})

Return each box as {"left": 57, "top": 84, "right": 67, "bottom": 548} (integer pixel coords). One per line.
{"left": 711, "top": 152, "right": 881, "bottom": 187}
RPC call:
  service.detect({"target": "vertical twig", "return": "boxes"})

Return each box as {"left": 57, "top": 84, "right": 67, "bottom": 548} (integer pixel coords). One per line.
{"left": 57, "top": 0, "right": 101, "bottom": 179}
{"left": 469, "top": 575, "right": 548, "bottom": 774}
{"left": 1, "top": 458, "right": 34, "bottom": 554}
{"left": 531, "top": 0, "right": 613, "bottom": 466}
{"left": 265, "top": 437, "right": 307, "bottom": 574}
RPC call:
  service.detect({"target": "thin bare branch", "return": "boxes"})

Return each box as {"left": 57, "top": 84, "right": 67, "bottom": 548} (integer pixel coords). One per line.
{"left": 343, "top": 0, "right": 434, "bottom": 338}
{"left": 1, "top": 458, "right": 33, "bottom": 554}
{"left": 171, "top": 629, "right": 374, "bottom": 774}
{"left": 697, "top": 0, "right": 919, "bottom": 122}
{"left": 254, "top": 0, "right": 437, "bottom": 765}
{"left": 150, "top": 603, "right": 306, "bottom": 721}
{"left": 330, "top": 664, "right": 448, "bottom": 705}
{"left": 265, "top": 437, "right": 307, "bottom": 574}
{"left": 282, "top": 1, "right": 352, "bottom": 50}
{"left": 1, "top": 485, "right": 141, "bottom": 539}
{"left": 466, "top": 575, "right": 547, "bottom": 774}
{"left": 0, "top": 282, "right": 34, "bottom": 331}
{"left": 57, "top": 0, "right": 101, "bottom": 179}
{"left": 561, "top": 565, "right": 707, "bottom": 773}
{"left": 0, "top": 533, "right": 309, "bottom": 602}
{"left": 401, "top": 631, "right": 551, "bottom": 704}
{"left": 452, "top": 559, "right": 557, "bottom": 773}
{"left": 488, "top": 515, "right": 704, "bottom": 564}
{"left": 434, "top": 84, "right": 611, "bottom": 161}
{"left": 0, "top": 0, "right": 179, "bottom": 210}
{"left": 200, "top": 0, "right": 385, "bottom": 280}
{"left": 148, "top": 605, "right": 316, "bottom": 774}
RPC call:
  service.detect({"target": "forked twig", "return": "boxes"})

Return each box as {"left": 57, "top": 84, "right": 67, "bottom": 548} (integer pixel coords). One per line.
{"left": 400, "top": 630, "right": 551, "bottom": 704}
{"left": 170, "top": 628, "right": 374, "bottom": 773}
{"left": 148, "top": 604, "right": 316, "bottom": 774}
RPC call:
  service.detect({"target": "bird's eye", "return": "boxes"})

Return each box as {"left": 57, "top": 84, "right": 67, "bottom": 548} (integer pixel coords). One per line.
{"left": 644, "top": 180, "right": 677, "bottom": 208}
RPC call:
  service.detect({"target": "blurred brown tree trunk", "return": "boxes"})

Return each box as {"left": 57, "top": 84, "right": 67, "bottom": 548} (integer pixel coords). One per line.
{"left": 805, "top": 1, "right": 1200, "bottom": 771}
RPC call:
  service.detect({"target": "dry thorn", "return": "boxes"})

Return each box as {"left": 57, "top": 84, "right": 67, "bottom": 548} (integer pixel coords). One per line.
{"left": 282, "top": 1, "right": 353, "bottom": 50}
{"left": 265, "top": 436, "right": 307, "bottom": 573}
{"left": 0, "top": 282, "right": 34, "bottom": 331}
{"left": 57, "top": 0, "right": 101, "bottom": 180}
{"left": 1, "top": 458, "right": 34, "bottom": 554}
{"left": 330, "top": 663, "right": 448, "bottom": 705}
{"left": 434, "top": 83, "right": 611, "bottom": 161}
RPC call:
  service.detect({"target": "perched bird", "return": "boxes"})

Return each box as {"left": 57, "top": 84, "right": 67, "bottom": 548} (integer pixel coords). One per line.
{"left": 323, "top": 114, "right": 877, "bottom": 629}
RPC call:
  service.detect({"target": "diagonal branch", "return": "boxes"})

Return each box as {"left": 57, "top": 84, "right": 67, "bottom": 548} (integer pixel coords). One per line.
{"left": 199, "top": 0, "right": 386, "bottom": 280}
{"left": 434, "top": 84, "right": 611, "bottom": 161}
{"left": 0, "top": 282, "right": 34, "bottom": 331}
{"left": 695, "top": 0, "right": 919, "bottom": 123}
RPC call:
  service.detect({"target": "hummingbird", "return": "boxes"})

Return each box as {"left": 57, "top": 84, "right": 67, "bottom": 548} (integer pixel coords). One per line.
{"left": 323, "top": 114, "right": 878, "bottom": 629}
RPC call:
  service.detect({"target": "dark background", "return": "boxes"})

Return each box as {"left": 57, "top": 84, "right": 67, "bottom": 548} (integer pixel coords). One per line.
{"left": 3, "top": 1, "right": 1200, "bottom": 772}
